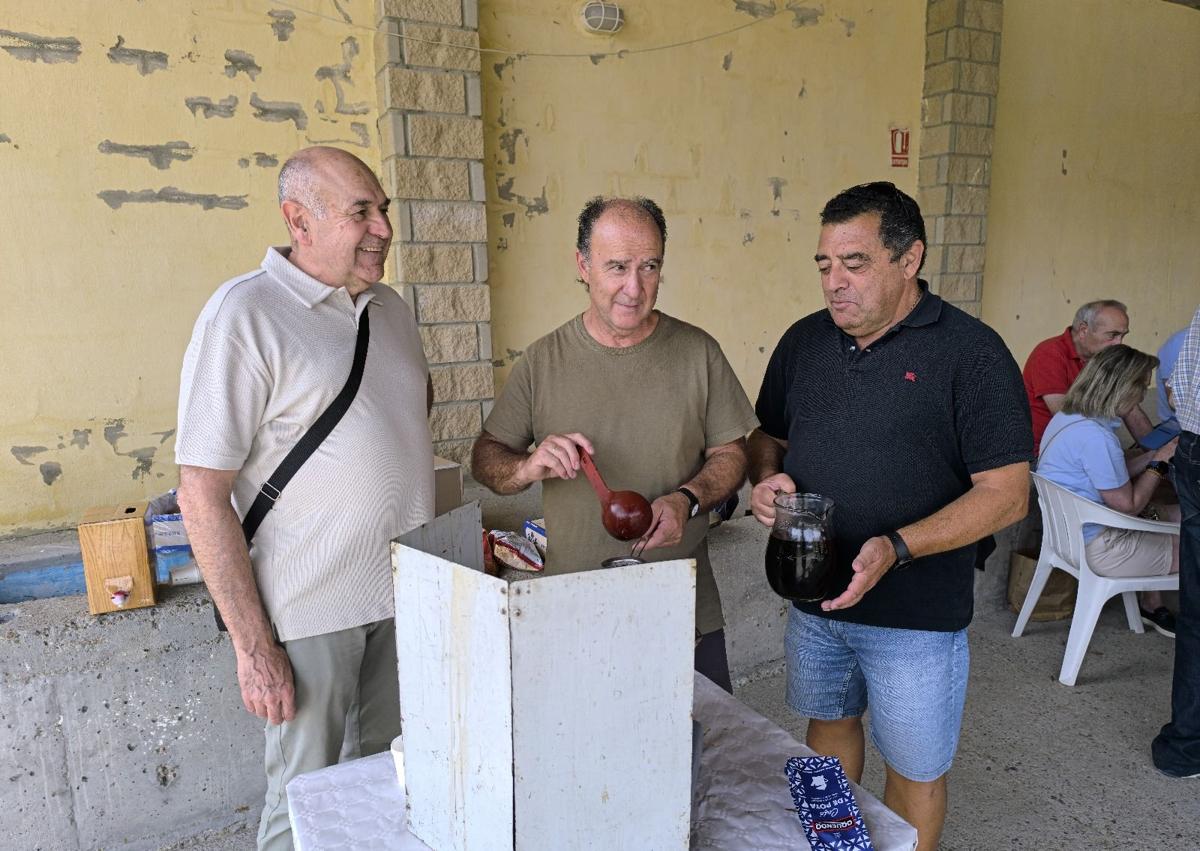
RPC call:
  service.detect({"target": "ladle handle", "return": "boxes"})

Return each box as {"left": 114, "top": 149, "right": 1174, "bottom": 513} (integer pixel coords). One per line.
{"left": 577, "top": 449, "right": 612, "bottom": 500}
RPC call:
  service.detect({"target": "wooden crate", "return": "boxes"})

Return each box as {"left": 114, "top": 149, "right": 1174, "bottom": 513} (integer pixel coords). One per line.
{"left": 78, "top": 501, "right": 156, "bottom": 615}
{"left": 393, "top": 503, "right": 695, "bottom": 851}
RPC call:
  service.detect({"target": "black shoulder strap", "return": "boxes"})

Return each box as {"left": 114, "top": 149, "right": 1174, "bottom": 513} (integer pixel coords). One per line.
{"left": 241, "top": 308, "right": 371, "bottom": 545}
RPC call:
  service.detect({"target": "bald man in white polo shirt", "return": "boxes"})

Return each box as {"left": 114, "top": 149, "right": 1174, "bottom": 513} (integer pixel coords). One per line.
{"left": 176, "top": 147, "right": 434, "bottom": 851}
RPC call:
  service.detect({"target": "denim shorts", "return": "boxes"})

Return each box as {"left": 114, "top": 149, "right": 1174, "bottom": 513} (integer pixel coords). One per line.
{"left": 784, "top": 607, "right": 969, "bottom": 782}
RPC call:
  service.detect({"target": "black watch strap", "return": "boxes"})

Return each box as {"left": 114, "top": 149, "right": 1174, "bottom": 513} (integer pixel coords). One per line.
{"left": 1147, "top": 460, "right": 1170, "bottom": 478}
{"left": 676, "top": 486, "right": 701, "bottom": 518}
{"left": 886, "top": 529, "right": 914, "bottom": 570}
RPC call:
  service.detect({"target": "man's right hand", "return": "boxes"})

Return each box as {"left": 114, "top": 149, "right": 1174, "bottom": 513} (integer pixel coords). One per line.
{"left": 235, "top": 642, "right": 296, "bottom": 725}
{"left": 517, "top": 432, "right": 594, "bottom": 486}
{"left": 751, "top": 473, "right": 796, "bottom": 527}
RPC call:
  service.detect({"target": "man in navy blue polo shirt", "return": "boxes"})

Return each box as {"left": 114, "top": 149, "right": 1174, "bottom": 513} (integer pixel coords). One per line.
{"left": 748, "top": 182, "right": 1033, "bottom": 850}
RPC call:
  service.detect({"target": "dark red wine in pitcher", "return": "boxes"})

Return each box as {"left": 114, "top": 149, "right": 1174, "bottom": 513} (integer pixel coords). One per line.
{"left": 765, "top": 533, "right": 839, "bottom": 601}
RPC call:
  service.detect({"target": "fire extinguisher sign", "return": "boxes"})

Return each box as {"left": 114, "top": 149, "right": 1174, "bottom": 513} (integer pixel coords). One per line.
{"left": 890, "top": 127, "right": 910, "bottom": 167}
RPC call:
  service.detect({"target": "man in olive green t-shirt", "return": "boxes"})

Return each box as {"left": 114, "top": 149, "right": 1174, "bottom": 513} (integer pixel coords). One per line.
{"left": 471, "top": 196, "right": 758, "bottom": 691}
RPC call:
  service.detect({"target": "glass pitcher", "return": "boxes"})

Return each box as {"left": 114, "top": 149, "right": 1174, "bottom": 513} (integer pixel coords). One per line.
{"left": 764, "top": 493, "right": 840, "bottom": 602}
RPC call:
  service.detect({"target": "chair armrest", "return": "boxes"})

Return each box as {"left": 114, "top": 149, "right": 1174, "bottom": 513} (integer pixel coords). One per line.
{"left": 1074, "top": 502, "right": 1180, "bottom": 536}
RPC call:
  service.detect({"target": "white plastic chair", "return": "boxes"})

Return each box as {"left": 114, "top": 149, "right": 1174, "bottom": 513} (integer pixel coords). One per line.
{"left": 1012, "top": 473, "right": 1180, "bottom": 686}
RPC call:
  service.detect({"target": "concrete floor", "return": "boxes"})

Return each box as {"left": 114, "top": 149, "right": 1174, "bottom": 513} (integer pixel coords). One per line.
{"left": 158, "top": 479, "right": 1197, "bottom": 850}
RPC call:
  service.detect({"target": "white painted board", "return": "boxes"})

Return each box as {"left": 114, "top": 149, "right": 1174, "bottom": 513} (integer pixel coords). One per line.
{"left": 509, "top": 559, "right": 696, "bottom": 851}
{"left": 394, "top": 508, "right": 514, "bottom": 851}
{"left": 393, "top": 501, "right": 484, "bottom": 574}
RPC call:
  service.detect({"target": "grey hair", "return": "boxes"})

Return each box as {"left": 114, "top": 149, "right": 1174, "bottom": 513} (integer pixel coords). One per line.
{"left": 1073, "top": 299, "right": 1127, "bottom": 329}
{"left": 277, "top": 153, "right": 327, "bottom": 218}
{"left": 1061, "top": 344, "right": 1158, "bottom": 419}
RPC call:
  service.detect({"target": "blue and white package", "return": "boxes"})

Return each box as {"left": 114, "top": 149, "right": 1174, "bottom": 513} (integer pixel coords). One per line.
{"left": 785, "top": 755, "right": 875, "bottom": 850}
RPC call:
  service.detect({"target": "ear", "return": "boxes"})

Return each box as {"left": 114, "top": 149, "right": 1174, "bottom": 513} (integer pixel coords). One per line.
{"left": 281, "top": 200, "right": 310, "bottom": 245}
{"left": 901, "top": 240, "right": 924, "bottom": 279}
{"left": 575, "top": 249, "right": 590, "bottom": 285}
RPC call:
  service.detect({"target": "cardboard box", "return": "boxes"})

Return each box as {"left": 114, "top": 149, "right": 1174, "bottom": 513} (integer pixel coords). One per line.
{"left": 393, "top": 504, "right": 695, "bottom": 850}
{"left": 434, "top": 455, "right": 463, "bottom": 517}
{"left": 522, "top": 517, "right": 546, "bottom": 554}
{"left": 78, "top": 502, "right": 156, "bottom": 615}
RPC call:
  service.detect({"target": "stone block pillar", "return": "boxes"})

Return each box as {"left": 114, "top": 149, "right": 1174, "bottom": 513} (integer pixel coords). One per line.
{"left": 918, "top": 0, "right": 1003, "bottom": 317}
{"left": 376, "top": 0, "right": 492, "bottom": 465}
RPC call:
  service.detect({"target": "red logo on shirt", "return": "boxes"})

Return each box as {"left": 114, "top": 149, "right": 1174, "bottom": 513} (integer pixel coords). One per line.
{"left": 904, "top": 371, "right": 917, "bottom": 382}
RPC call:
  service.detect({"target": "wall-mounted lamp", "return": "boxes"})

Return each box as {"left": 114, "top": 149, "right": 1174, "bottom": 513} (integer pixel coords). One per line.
{"left": 581, "top": 1, "right": 624, "bottom": 34}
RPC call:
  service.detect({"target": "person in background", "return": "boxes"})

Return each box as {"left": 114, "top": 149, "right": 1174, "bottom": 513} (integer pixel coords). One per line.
{"left": 1023, "top": 300, "right": 1153, "bottom": 454}
{"left": 1155, "top": 327, "right": 1188, "bottom": 436}
{"left": 1035, "top": 344, "right": 1180, "bottom": 636}
{"left": 176, "top": 147, "right": 434, "bottom": 851}
{"left": 1152, "top": 306, "right": 1200, "bottom": 779}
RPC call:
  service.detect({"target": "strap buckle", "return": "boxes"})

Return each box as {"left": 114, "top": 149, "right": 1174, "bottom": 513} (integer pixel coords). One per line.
{"left": 260, "top": 481, "right": 281, "bottom": 503}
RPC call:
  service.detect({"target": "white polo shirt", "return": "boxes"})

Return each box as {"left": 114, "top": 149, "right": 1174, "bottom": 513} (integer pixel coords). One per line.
{"left": 176, "top": 247, "right": 434, "bottom": 641}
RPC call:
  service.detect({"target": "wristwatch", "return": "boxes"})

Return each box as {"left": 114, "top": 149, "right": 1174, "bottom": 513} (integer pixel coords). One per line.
{"left": 676, "top": 487, "right": 701, "bottom": 519}
{"left": 886, "top": 530, "right": 914, "bottom": 570}
{"left": 1146, "top": 460, "right": 1171, "bottom": 479}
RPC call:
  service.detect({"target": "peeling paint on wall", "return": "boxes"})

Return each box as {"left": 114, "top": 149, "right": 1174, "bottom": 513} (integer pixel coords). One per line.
{"left": 788, "top": 4, "right": 824, "bottom": 27}
{"left": 306, "top": 122, "right": 369, "bottom": 148}
{"left": 496, "top": 176, "right": 549, "bottom": 217}
{"left": 501, "top": 212, "right": 515, "bottom": 228}
{"left": 315, "top": 37, "right": 369, "bottom": 116}
{"left": 97, "top": 187, "right": 249, "bottom": 211}
{"left": 588, "top": 54, "right": 605, "bottom": 66}
{"left": 268, "top": 10, "right": 296, "bottom": 41}
{"left": 839, "top": 17, "right": 856, "bottom": 36}
{"left": 70, "top": 429, "right": 91, "bottom": 450}
{"left": 250, "top": 93, "right": 307, "bottom": 129}
{"left": 497, "top": 128, "right": 526, "bottom": 165}
{"left": 39, "top": 462, "right": 62, "bottom": 486}
{"left": 0, "top": 29, "right": 82, "bottom": 64}
{"left": 185, "top": 95, "right": 238, "bottom": 119}
{"left": 492, "top": 347, "right": 524, "bottom": 367}
{"left": 103, "top": 419, "right": 127, "bottom": 451}
{"left": 238, "top": 152, "right": 282, "bottom": 168}
{"left": 731, "top": 0, "right": 777, "bottom": 18}
{"left": 722, "top": 52, "right": 733, "bottom": 70}
{"left": 98, "top": 140, "right": 195, "bottom": 170}
{"left": 0, "top": 134, "right": 11, "bottom": 144}
{"left": 107, "top": 36, "right": 168, "bottom": 74}
{"left": 153, "top": 429, "right": 176, "bottom": 444}
{"left": 10, "top": 446, "right": 47, "bottom": 466}
{"left": 493, "top": 55, "right": 520, "bottom": 80}
{"left": 223, "top": 50, "right": 261, "bottom": 80}
{"left": 126, "top": 448, "right": 157, "bottom": 480}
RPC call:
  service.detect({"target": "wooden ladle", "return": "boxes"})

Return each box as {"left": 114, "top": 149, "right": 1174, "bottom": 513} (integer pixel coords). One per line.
{"left": 577, "top": 449, "right": 653, "bottom": 541}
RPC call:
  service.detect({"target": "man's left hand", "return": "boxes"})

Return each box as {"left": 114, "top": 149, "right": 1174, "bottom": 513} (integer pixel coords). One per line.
{"left": 821, "top": 535, "right": 896, "bottom": 612}
{"left": 634, "top": 492, "right": 691, "bottom": 553}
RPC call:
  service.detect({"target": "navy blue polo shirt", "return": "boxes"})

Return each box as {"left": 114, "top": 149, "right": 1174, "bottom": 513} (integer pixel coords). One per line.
{"left": 755, "top": 282, "right": 1033, "bottom": 631}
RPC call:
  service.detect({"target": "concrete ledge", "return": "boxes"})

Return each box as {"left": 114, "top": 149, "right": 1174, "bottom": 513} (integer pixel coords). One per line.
{"left": 0, "top": 586, "right": 263, "bottom": 850}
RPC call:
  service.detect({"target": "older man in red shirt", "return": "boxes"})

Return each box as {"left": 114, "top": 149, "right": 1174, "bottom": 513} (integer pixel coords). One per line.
{"left": 1023, "top": 299, "right": 1153, "bottom": 453}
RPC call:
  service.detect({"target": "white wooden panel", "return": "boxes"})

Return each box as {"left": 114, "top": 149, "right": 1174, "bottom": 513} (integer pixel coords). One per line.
{"left": 392, "top": 501, "right": 484, "bottom": 573}
{"left": 393, "top": 511, "right": 513, "bottom": 851}
{"left": 509, "top": 560, "right": 696, "bottom": 851}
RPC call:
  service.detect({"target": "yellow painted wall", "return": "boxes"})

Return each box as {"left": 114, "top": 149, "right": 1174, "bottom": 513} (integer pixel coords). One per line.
{"left": 983, "top": 0, "right": 1200, "bottom": 365}
{"left": 480, "top": 1, "right": 925, "bottom": 390}
{"left": 0, "top": 1, "right": 379, "bottom": 534}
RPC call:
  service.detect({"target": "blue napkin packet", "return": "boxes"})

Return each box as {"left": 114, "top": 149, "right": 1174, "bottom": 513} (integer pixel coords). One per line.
{"left": 785, "top": 755, "right": 875, "bottom": 850}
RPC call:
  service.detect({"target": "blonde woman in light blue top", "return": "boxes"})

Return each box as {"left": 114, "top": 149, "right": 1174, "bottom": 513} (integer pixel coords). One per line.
{"left": 1037, "top": 345, "right": 1181, "bottom": 636}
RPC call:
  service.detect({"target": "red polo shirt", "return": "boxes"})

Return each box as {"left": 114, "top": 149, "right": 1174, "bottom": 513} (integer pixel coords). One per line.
{"left": 1023, "top": 327, "right": 1084, "bottom": 452}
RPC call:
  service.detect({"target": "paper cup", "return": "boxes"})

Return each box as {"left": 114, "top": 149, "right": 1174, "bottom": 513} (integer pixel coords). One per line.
{"left": 390, "top": 735, "right": 405, "bottom": 787}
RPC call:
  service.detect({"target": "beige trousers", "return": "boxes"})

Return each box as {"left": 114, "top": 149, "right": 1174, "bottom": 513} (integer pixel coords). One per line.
{"left": 257, "top": 618, "right": 400, "bottom": 851}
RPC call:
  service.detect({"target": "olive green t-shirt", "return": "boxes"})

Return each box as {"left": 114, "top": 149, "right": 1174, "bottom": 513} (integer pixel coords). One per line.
{"left": 483, "top": 312, "right": 759, "bottom": 634}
